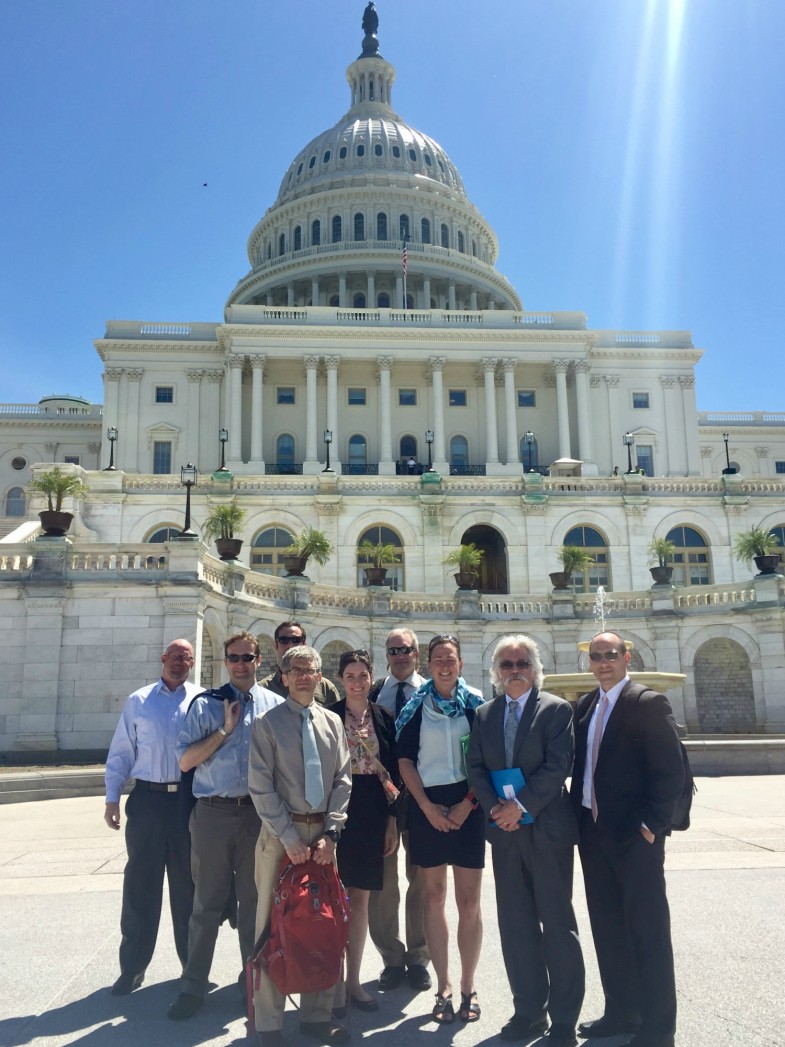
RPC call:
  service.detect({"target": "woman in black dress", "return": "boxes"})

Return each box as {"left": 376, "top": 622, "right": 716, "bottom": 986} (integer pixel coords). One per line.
{"left": 396, "top": 635, "right": 485, "bottom": 1025}
{"left": 334, "top": 650, "right": 399, "bottom": 1010}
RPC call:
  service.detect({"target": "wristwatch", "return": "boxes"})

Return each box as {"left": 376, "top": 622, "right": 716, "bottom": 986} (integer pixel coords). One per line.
{"left": 322, "top": 829, "right": 340, "bottom": 842}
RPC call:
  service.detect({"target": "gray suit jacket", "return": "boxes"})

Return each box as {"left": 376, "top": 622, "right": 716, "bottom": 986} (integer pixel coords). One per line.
{"left": 467, "top": 687, "right": 578, "bottom": 849}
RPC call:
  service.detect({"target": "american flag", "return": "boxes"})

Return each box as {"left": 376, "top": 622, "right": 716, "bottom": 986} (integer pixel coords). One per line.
{"left": 402, "top": 239, "right": 408, "bottom": 277}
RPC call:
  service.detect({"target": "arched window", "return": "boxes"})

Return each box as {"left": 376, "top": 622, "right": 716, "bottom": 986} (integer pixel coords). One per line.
{"left": 251, "top": 526, "right": 296, "bottom": 576}
{"left": 377, "top": 292, "right": 390, "bottom": 308}
{"left": 293, "top": 226, "right": 302, "bottom": 251}
{"left": 332, "top": 215, "right": 342, "bottom": 243}
{"left": 354, "top": 213, "right": 365, "bottom": 241}
{"left": 347, "top": 434, "right": 367, "bottom": 471}
{"left": 276, "top": 433, "right": 296, "bottom": 468}
{"left": 399, "top": 214, "right": 410, "bottom": 241}
{"left": 405, "top": 293, "right": 414, "bottom": 309}
{"left": 457, "top": 231, "right": 465, "bottom": 253}
{"left": 440, "top": 223, "right": 449, "bottom": 248}
{"left": 563, "top": 525, "right": 610, "bottom": 593}
{"left": 376, "top": 213, "right": 388, "bottom": 240}
{"left": 357, "top": 524, "right": 405, "bottom": 591}
{"left": 278, "top": 233, "right": 285, "bottom": 256}
{"left": 266, "top": 242, "right": 272, "bottom": 260}
{"left": 400, "top": 435, "right": 417, "bottom": 461}
{"left": 5, "top": 486, "right": 25, "bottom": 516}
{"left": 311, "top": 219, "right": 321, "bottom": 246}
{"left": 146, "top": 525, "right": 181, "bottom": 543}
{"left": 353, "top": 293, "right": 366, "bottom": 308}
{"left": 421, "top": 218, "right": 431, "bottom": 244}
{"left": 666, "top": 525, "right": 712, "bottom": 586}
{"left": 450, "top": 435, "right": 469, "bottom": 468}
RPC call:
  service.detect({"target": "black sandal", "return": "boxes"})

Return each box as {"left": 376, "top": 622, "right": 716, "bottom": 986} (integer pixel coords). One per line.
{"left": 458, "top": 991, "right": 480, "bottom": 1022}
{"left": 433, "top": 993, "right": 454, "bottom": 1024}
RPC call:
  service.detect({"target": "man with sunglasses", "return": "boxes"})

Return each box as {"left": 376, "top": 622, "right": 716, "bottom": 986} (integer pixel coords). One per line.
{"left": 570, "top": 632, "right": 684, "bottom": 1047}
{"left": 167, "top": 631, "right": 282, "bottom": 1021}
{"left": 468, "top": 634, "right": 584, "bottom": 1046}
{"left": 260, "top": 621, "right": 340, "bottom": 707}
{"left": 367, "top": 628, "right": 431, "bottom": 992}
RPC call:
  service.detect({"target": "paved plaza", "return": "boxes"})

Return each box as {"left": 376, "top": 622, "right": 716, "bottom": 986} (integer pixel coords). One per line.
{"left": 0, "top": 776, "right": 783, "bottom": 1047}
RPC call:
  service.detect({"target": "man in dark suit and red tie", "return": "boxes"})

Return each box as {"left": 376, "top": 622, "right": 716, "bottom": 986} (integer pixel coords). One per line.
{"left": 570, "top": 631, "right": 685, "bottom": 1047}
{"left": 468, "top": 634, "right": 585, "bottom": 1047}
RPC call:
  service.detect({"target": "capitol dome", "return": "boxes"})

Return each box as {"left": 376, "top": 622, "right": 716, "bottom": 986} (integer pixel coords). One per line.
{"left": 226, "top": 5, "right": 521, "bottom": 313}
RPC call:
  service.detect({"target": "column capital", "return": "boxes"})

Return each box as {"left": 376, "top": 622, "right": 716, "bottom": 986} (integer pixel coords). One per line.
{"left": 324, "top": 355, "right": 341, "bottom": 371}
{"left": 428, "top": 356, "right": 446, "bottom": 374}
{"left": 377, "top": 355, "right": 394, "bottom": 370}
{"left": 482, "top": 357, "right": 498, "bottom": 373}
{"left": 552, "top": 359, "right": 571, "bottom": 375}
{"left": 126, "top": 368, "right": 144, "bottom": 381}
{"left": 304, "top": 354, "right": 320, "bottom": 371}
{"left": 660, "top": 375, "right": 677, "bottom": 387}
{"left": 604, "top": 374, "right": 620, "bottom": 387}
{"left": 249, "top": 354, "right": 266, "bottom": 371}
{"left": 574, "top": 360, "right": 591, "bottom": 374}
{"left": 186, "top": 369, "right": 204, "bottom": 383}
{"left": 501, "top": 358, "right": 517, "bottom": 373}
{"left": 104, "top": 367, "right": 124, "bottom": 381}
{"left": 678, "top": 375, "right": 694, "bottom": 388}
{"left": 228, "top": 355, "right": 244, "bottom": 371}
{"left": 205, "top": 369, "right": 224, "bottom": 383}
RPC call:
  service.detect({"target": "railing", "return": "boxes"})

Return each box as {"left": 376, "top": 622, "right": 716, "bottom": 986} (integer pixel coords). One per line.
{"left": 343, "top": 464, "right": 379, "bottom": 475}
{"left": 264, "top": 463, "right": 304, "bottom": 475}
{"left": 0, "top": 403, "right": 103, "bottom": 418}
{"left": 675, "top": 586, "right": 756, "bottom": 609}
{"left": 698, "top": 411, "right": 785, "bottom": 426}
{"left": 449, "top": 464, "right": 486, "bottom": 476}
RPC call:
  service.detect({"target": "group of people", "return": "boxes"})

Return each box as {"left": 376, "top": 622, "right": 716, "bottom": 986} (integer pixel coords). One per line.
{"left": 105, "top": 620, "right": 685, "bottom": 1047}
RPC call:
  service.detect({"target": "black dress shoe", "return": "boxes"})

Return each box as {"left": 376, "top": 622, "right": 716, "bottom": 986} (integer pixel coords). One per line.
{"left": 110, "top": 971, "right": 144, "bottom": 996}
{"left": 378, "top": 966, "right": 406, "bottom": 990}
{"left": 349, "top": 994, "right": 379, "bottom": 1012}
{"left": 299, "top": 1020, "right": 351, "bottom": 1044}
{"left": 546, "top": 1024, "right": 578, "bottom": 1046}
{"left": 500, "top": 1013, "right": 549, "bottom": 1041}
{"left": 406, "top": 964, "right": 432, "bottom": 992}
{"left": 578, "top": 1015, "right": 641, "bottom": 1039}
{"left": 167, "top": 992, "right": 204, "bottom": 1020}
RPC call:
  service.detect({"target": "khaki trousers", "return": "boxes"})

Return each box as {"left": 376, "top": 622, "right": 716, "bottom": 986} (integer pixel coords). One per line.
{"left": 367, "top": 829, "right": 429, "bottom": 969}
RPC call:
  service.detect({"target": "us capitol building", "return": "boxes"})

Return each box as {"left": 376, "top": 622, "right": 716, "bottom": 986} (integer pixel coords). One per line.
{"left": 1, "top": 6, "right": 784, "bottom": 754}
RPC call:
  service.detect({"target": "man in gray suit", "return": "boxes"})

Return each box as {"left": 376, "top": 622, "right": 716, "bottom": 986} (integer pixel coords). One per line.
{"left": 468, "top": 634, "right": 585, "bottom": 1047}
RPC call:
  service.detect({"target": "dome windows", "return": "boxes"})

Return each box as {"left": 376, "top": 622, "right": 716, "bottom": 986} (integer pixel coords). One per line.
{"left": 308, "top": 156, "right": 316, "bottom": 169}
{"left": 408, "top": 148, "right": 417, "bottom": 162}
{"left": 421, "top": 218, "right": 431, "bottom": 244}
{"left": 354, "top": 213, "right": 365, "bottom": 241}
{"left": 312, "top": 219, "right": 321, "bottom": 246}
{"left": 457, "top": 231, "right": 465, "bottom": 253}
{"left": 332, "top": 216, "right": 342, "bottom": 243}
{"left": 339, "top": 146, "right": 348, "bottom": 159}
{"left": 323, "top": 150, "right": 331, "bottom": 163}
{"left": 377, "top": 213, "right": 388, "bottom": 240}
{"left": 392, "top": 145, "right": 401, "bottom": 158}
{"left": 399, "top": 214, "right": 410, "bottom": 240}
{"left": 279, "top": 233, "right": 286, "bottom": 256}
{"left": 294, "top": 226, "right": 302, "bottom": 251}
{"left": 356, "top": 144, "right": 365, "bottom": 157}
{"left": 440, "top": 224, "right": 449, "bottom": 248}
{"left": 374, "top": 143, "right": 383, "bottom": 156}
{"left": 424, "top": 153, "right": 432, "bottom": 166}
{"left": 297, "top": 162, "right": 303, "bottom": 175}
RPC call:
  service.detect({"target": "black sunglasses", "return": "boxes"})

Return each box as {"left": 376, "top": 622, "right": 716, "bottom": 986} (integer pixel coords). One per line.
{"left": 226, "top": 653, "right": 257, "bottom": 663}
{"left": 276, "top": 634, "right": 305, "bottom": 645}
{"left": 500, "top": 659, "right": 532, "bottom": 670}
{"left": 428, "top": 634, "right": 459, "bottom": 652}
{"left": 589, "top": 650, "right": 623, "bottom": 662}
{"left": 387, "top": 645, "right": 416, "bottom": 656}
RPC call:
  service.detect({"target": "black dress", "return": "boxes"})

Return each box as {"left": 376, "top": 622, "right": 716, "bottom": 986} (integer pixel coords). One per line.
{"left": 334, "top": 700, "right": 399, "bottom": 890}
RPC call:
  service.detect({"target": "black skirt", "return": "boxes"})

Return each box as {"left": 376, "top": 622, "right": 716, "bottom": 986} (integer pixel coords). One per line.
{"left": 407, "top": 780, "right": 486, "bottom": 870}
{"left": 337, "top": 773, "right": 389, "bottom": 890}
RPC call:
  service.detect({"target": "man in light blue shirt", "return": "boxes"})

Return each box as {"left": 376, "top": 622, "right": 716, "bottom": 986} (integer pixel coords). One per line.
{"left": 167, "top": 630, "right": 282, "bottom": 1021}
{"left": 104, "top": 638, "right": 201, "bottom": 996}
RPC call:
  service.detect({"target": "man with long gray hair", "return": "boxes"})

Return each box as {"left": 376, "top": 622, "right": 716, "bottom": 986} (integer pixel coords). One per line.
{"left": 468, "top": 634, "right": 584, "bottom": 1047}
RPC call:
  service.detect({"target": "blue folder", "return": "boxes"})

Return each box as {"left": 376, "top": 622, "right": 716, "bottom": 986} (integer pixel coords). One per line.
{"left": 489, "top": 767, "right": 534, "bottom": 825}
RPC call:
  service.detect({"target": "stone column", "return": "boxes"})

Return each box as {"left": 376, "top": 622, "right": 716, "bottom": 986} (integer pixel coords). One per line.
{"left": 482, "top": 358, "right": 500, "bottom": 465}
{"left": 574, "top": 360, "right": 595, "bottom": 471}
{"left": 367, "top": 272, "right": 376, "bottom": 308}
{"left": 659, "top": 376, "right": 676, "bottom": 474}
{"left": 604, "top": 375, "right": 620, "bottom": 471}
{"left": 680, "top": 376, "right": 701, "bottom": 475}
{"left": 311, "top": 278, "right": 320, "bottom": 307}
{"left": 395, "top": 274, "right": 403, "bottom": 307}
{"left": 227, "top": 356, "right": 244, "bottom": 465}
{"left": 423, "top": 277, "right": 431, "bottom": 309}
{"left": 553, "top": 360, "right": 572, "bottom": 460}
{"left": 448, "top": 282, "right": 456, "bottom": 310}
{"left": 325, "top": 355, "right": 340, "bottom": 471}
{"left": 502, "top": 358, "right": 518, "bottom": 466}
{"left": 339, "top": 274, "right": 347, "bottom": 308}
{"left": 303, "top": 355, "right": 320, "bottom": 474}
{"left": 204, "top": 369, "right": 224, "bottom": 470}
{"left": 429, "top": 356, "right": 448, "bottom": 472}
{"left": 377, "top": 355, "right": 394, "bottom": 475}
{"left": 287, "top": 284, "right": 295, "bottom": 307}
{"left": 101, "top": 368, "right": 123, "bottom": 469}
{"left": 185, "top": 370, "right": 203, "bottom": 470}
{"left": 249, "top": 355, "right": 265, "bottom": 469}
{"left": 124, "top": 369, "right": 143, "bottom": 472}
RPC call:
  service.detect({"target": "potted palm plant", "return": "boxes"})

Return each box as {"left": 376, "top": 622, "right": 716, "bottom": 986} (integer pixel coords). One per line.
{"left": 733, "top": 527, "right": 783, "bottom": 576}
{"left": 358, "top": 540, "right": 400, "bottom": 586}
{"left": 648, "top": 537, "right": 676, "bottom": 585}
{"left": 283, "top": 527, "right": 333, "bottom": 576}
{"left": 442, "top": 543, "right": 485, "bottom": 590}
{"left": 202, "top": 499, "right": 246, "bottom": 561}
{"left": 27, "top": 466, "right": 89, "bottom": 536}
{"left": 549, "top": 545, "right": 595, "bottom": 591}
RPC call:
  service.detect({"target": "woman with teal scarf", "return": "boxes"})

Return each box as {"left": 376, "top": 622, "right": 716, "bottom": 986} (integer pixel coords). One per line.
{"left": 396, "top": 635, "right": 485, "bottom": 1026}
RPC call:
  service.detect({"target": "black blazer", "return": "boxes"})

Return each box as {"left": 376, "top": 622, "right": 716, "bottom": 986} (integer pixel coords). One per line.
{"left": 467, "top": 688, "right": 578, "bottom": 849}
{"left": 570, "top": 681, "right": 685, "bottom": 841}
{"left": 333, "top": 699, "right": 401, "bottom": 808}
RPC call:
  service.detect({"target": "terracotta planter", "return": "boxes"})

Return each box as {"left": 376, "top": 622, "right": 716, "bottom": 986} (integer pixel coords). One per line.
{"left": 38, "top": 510, "right": 74, "bottom": 537}
{"left": 649, "top": 565, "right": 673, "bottom": 586}
{"left": 215, "top": 537, "right": 243, "bottom": 562}
{"left": 283, "top": 554, "right": 309, "bottom": 576}
{"left": 549, "top": 570, "right": 572, "bottom": 591}
{"left": 753, "top": 554, "right": 782, "bottom": 576}
{"left": 454, "top": 571, "right": 479, "bottom": 591}
{"left": 363, "top": 566, "right": 388, "bottom": 586}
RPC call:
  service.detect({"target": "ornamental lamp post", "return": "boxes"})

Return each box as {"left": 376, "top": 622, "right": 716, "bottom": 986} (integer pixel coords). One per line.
{"left": 218, "top": 427, "right": 228, "bottom": 471}
{"left": 323, "top": 429, "right": 333, "bottom": 472}
{"left": 425, "top": 429, "right": 434, "bottom": 472}
{"left": 104, "top": 426, "right": 118, "bottom": 471}
{"left": 178, "top": 463, "right": 198, "bottom": 538}
{"left": 721, "top": 430, "right": 735, "bottom": 474}
{"left": 623, "top": 431, "right": 635, "bottom": 474}
{"left": 524, "top": 430, "right": 535, "bottom": 472}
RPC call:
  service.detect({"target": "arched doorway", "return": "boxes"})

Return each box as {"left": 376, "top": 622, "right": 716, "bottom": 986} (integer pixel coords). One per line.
{"left": 459, "top": 525, "right": 508, "bottom": 594}
{"left": 694, "top": 638, "right": 755, "bottom": 733}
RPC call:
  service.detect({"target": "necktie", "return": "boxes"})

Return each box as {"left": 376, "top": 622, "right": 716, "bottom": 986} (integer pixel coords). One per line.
{"left": 242, "top": 691, "right": 252, "bottom": 703}
{"left": 504, "top": 700, "right": 519, "bottom": 768}
{"left": 395, "top": 681, "right": 408, "bottom": 717}
{"left": 590, "top": 693, "right": 610, "bottom": 821}
{"left": 301, "top": 707, "right": 324, "bottom": 809}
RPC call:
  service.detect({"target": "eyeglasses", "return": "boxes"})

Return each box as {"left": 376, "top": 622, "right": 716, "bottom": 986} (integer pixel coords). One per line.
{"left": 339, "top": 649, "right": 370, "bottom": 668}
{"left": 226, "top": 653, "right": 257, "bottom": 663}
{"left": 428, "top": 634, "right": 459, "bottom": 652}
{"left": 589, "top": 650, "right": 623, "bottom": 662}
{"left": 500, "top": 659, "right": 532, "bottom": 671}
{"left": 387, "top": 645, "right": 416, "bottom": 656}
{"left": 276, "top": 635, "right": 305, "bottom": 645}
{"left": 284, "top": 666, "right": 319, "bottom": 677}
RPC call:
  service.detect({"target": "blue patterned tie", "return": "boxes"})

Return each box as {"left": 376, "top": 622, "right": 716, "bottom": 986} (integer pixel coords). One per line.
{"left": 301, "top": 707, "right": 324, "bottom": 809}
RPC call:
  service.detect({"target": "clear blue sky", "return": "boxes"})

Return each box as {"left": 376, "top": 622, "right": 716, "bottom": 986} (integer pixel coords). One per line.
{"left": 2, "top": 0, "right": 783, "bottom": 411}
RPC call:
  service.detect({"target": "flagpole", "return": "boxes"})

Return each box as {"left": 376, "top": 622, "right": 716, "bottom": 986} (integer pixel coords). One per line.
{"left": 402, "top": 236, "right": 408, "bottom": 311}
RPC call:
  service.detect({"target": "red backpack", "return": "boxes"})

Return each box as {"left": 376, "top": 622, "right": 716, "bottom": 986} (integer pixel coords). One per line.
{"left": 254, "top": 858, "right": 351, "bottom": 995}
